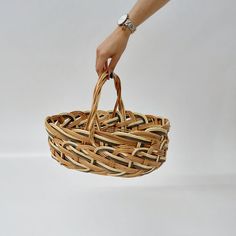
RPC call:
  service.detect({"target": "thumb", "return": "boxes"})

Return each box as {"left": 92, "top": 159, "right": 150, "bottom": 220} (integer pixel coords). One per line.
{"left": 108, "top": 54, "right": 121, "bottom": 74}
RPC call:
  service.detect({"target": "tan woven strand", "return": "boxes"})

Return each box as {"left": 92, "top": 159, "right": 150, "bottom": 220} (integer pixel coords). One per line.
{"left": 84, "top": 72, "right": 127, "bottom": 145}
{"left": 44, "top": 71, "right": 171, "bottom": 178}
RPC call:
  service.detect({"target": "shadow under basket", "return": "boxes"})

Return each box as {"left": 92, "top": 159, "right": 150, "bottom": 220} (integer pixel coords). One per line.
{"left": 44, "top": 72, "right": 171, "bottom": 178}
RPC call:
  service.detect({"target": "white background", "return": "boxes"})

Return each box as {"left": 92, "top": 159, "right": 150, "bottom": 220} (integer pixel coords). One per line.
{"left": 0, "top": 0, "right": 235, "bottom": 235}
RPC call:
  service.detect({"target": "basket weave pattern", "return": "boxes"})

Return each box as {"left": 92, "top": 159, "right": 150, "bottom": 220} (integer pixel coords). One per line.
{"left": 44, "top": 72, "right": 171, "bottom": 178}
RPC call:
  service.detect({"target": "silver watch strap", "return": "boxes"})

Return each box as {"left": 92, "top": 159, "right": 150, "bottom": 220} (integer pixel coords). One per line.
{"left": 124, "top": 18, "right": 136, "bottom": 33}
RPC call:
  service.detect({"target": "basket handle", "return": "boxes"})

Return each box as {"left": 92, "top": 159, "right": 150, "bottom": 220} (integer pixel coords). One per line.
{"left": 85, "top": 71, "right": 127, "bottom": 138}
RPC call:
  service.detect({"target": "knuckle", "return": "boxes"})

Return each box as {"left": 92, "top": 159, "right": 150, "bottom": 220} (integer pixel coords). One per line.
{"left": 97, "top": 48, "right": 106, "bottom": 57}
{"left": 96, "top": 47, "right": 102, "bottom": 55}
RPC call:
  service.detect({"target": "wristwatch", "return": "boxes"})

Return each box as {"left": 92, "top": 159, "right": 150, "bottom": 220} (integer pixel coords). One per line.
{"left": 117, "top": 14, "right": 136, "bottom": 34}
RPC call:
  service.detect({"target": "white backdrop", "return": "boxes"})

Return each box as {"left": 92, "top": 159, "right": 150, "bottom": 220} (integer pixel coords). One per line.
{"left": 0, "top": 1, "right": 236, "bottom": 235}
{"left": 0, "top": 0, "right": 235, "bottom": 175}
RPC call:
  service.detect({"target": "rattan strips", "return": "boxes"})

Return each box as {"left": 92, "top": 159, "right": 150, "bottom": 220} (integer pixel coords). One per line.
{"left": 44, "top": 72, "right": 171, "bottom": 177}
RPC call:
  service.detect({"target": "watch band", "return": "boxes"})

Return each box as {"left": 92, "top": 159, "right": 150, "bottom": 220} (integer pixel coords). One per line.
{"left": 118, "top": 14, "right": 136, "bottom": 34}
{"left": 123, "top": 18, "right": 136, "bottom": 33}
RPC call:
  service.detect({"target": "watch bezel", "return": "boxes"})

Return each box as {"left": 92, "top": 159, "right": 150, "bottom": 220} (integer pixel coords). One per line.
{"left": 118, "top": 14, "right": 129, "bottom": 26}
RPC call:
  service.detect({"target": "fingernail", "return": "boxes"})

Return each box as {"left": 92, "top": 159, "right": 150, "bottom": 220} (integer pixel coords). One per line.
{"left": 109, "top": 71, "right": 114, "bottom": 78}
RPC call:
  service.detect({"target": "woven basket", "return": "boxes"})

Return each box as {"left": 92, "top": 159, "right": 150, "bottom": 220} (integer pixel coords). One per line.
{"left": 44, "top": 72, "right": 171, "bottom": 178}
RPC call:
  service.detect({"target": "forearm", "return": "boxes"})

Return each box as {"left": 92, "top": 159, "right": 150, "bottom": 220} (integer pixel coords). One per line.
{"left": 96, "top": 0, "right": 170, "bottom": 76}
{"left": 128, "top": 0, "right": 170, "bottom": 27}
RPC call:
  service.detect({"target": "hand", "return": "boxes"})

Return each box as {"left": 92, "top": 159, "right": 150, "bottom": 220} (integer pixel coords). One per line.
{"left": 96, "top": 26, "right": 131, "bottom": 78}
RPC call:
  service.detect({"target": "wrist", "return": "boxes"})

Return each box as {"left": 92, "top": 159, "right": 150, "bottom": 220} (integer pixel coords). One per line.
{"left": 115, "top": 25, "right": 132, "bottom": 38}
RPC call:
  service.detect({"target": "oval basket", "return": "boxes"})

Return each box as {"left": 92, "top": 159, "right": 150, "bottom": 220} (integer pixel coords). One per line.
{"left": 44, "top": 72, "right": 171, "bottom": 178}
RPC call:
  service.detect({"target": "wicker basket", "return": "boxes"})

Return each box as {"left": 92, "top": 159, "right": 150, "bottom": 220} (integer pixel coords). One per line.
{"left": 44, "top": 72, "right": 171, "bottom": 178}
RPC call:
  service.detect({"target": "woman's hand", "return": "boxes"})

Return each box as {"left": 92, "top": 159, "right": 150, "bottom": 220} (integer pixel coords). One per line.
{"left": 96, "top": 26, "right": 131, "bottom": 78}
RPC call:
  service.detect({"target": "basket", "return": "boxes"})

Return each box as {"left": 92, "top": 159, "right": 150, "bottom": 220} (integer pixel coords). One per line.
{"left": 44, "top": 72, "right": 171, "bottom": 178}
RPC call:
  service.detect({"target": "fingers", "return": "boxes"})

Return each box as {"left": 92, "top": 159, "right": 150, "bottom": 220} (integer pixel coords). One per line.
{"left": 96, "top": 47, "right": 111, "bottom": 79}
{"left": 96, "top": 54, "right": 107, "bottom": 78}
{"left": 108, "top": 54, "right": 121, "bottom": 75}
{"left": 96, "top": 48, "right": 121, "bottom": 79}
{"left": 103, "top": 60, "right": 108, "bottom": 72}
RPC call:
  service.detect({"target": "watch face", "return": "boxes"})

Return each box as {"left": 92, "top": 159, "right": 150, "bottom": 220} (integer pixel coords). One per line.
{"left": 118, "top": 14, "right": 128, "bottom": 25}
